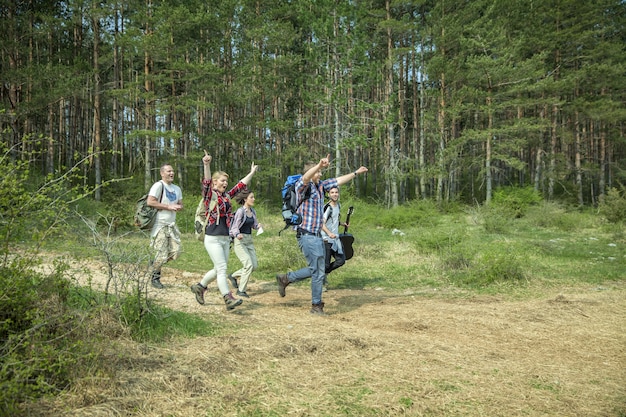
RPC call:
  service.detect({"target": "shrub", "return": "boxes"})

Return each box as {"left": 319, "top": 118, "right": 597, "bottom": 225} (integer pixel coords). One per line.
{"left": 472, "top": 251, "right": 526, "bottom": 285}
{"left": 492, "top": 186, "right": 542, "bottom": 218}
{"left": 0, "top": 261, "right": 96, "bottom": 413}
{"left": 599, "top": 187, "right": 626, "bottom": 224}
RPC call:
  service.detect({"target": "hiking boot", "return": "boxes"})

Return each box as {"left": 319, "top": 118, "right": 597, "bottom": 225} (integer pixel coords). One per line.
{"left": 224, "top": 292, "right": 243, "bottom": 310}
{"left": 276, "top": 273, "right": 290, "bottom": 297}
{"left": 236, "top": 291, "right": 250, "bottom": 298}
{"left": 150, "top": 270, "right": 163, "bottom": 288}
{"left": 190, "top": 283, "right": 206, "bottom": 305}
{"left": 310, "top": 302, "right": 325, "bottom": 315}
{"left": 228, "top": 274, "right": 238, "bottom": 289}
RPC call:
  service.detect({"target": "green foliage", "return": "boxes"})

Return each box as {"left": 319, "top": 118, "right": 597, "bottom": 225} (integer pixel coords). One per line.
{"left": 469, "top": 250, "right": 526, "bottom": 286}
{"left": 477, "top": 205, "right": 512, "bottom": 234}
{"left": 524, "top": 202, "right": 597, "bottom": 231}
{"left": 129, "top": 306, "right": 221, "bottom": 343}
{"left": 492, "top": 186, "right": 542, "bottom": 218}
{"left": 0, "top": 260, "right": 93, "bottom": 412}
{"left": 358, "top": 198, "right": 442, "bottom": 229}
{"left": 0, "top": 145, "right": 224, "bottom": 414}
{"left": 598, "top": 187, "right": 626, "bottom": 224}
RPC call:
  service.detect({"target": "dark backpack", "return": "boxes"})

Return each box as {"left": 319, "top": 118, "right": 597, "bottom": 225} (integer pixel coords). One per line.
{"left": 279, "top": 174, "right": 312, "bottom": 235}
{"left": 134, "top": 181, "right": 164, "bottom": 230}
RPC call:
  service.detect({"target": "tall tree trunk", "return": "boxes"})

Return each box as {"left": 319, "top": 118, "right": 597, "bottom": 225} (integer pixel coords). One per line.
{"left": 143, "top": 0, "right": 153, "bottom": 190}
{"left": 574, "top": 111, "right": 584, "bottom": 206}
{"left": 485, "top": 93, "right": 493, "bottom": 204}
{"left": 418, "top": 30, "right": 427, "bottom": 199}
{"left": 384, "top": 0, "right": 398, "bottom": 208}
{"left": 599, "top": 123, "right": 606, "bottom": 201}
{"left": 436, "top": 68, "right": 445, "bottom": 203}
{"left": 92, "top": 7, "right": 102, "bottom": 201}
{"left": 548, "top": 102, "right": 558, "bottom": 200}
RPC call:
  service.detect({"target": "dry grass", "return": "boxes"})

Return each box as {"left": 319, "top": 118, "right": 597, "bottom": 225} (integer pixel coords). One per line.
{"left": 24, "top": 262, "right": 626, "bottom": 417}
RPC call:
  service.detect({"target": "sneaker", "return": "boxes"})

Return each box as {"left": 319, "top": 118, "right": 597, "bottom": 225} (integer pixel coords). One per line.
{"left": 228, "top": 274, "right": 238, "bottom": 289}
{"left": 224, "top": 292, "right": 243, "bottom": 310}
{"left": 276, "top": 273, "right": 290, "bottom": 297}
{"left": 190, "top": 283, "right": 206, "bottom": 305}
{"left": 236, "top": 291, "right": 250, "bottom": 298}
{"left": 151, "top": 278, "right": 164, "bottom": 289}
{"left": 322, "top": 285, "right": 328, "bottom": 292}
{"left": 310, "top": 302, "right": 325, "bottom": 315}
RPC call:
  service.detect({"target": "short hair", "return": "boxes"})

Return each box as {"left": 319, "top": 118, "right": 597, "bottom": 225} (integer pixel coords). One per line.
{"left": 160, "top": 164, "right": 172, "bottom": 173}
{"left": 303, "top": 161, "right": 317, "bottom": 173}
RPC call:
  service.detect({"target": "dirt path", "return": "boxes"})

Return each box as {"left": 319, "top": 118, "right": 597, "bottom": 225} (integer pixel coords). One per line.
{"left": 32, "top": 263, "right": 626, "bottom": 416}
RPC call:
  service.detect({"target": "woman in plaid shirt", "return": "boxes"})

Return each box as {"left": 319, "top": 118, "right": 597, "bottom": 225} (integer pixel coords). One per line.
{"left": 190, "top": 151, "right": 258, "bottom": 310}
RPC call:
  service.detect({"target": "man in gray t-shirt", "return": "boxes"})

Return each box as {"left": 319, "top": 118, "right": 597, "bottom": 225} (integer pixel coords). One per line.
{"left": 321, "top": 186, "right": 346, "bottom": 289}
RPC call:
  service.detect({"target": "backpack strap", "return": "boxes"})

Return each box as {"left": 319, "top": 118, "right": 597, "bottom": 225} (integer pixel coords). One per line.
{"left": 323, "top": 202, "right": 332, "bottom": 224}
{"left": 208, "top": 190, "right": 219, "bottom": 225}
{"left": 158, "top": 181, "right": 164, "bottom": 203}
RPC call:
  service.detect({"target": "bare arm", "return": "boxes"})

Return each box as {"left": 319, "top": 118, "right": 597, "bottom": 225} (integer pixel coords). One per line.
{"left": 147, "top": 193, "right": 182, "bottom": 212}
{"left": 239, "top": 161, "right": 259, "bottom": 185}
{"left": 302, "top": 154, "right": 330, "bottom": 184}
{"left": 336, "top": 166, "right": 368, "bottom": 186}
{"left": 203, "top": 150, "right": 212, "bottom": 181}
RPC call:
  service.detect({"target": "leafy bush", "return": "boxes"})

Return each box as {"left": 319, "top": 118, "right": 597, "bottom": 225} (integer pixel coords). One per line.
{"left": 0, "top": 261, "right": 96, "bottom": 414}
{"left": 492, "top": 186, "right": 542, "bottom": 218}
{"left": 599, "top": 187, "right": 626, "bottom": 223}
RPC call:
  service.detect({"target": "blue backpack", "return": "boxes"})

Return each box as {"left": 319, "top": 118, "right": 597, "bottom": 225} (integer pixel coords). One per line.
{"left": 280, "top": 174, "right": 312, "bottom": 235}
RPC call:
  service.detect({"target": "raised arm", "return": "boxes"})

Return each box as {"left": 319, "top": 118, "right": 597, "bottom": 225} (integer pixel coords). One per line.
{"left": 302, "top": 154, "right": 330, "bottom": 184}
{"left": 239, "top": 161, "right": 259, "bottom": 185}
{"left": 202, "top": 150, "right": 212, "bottom": 181}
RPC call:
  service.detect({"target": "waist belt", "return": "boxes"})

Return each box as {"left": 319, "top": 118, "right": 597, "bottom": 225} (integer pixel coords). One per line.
{"left": 296, "top": 228, "right": 321, "bottom": 238}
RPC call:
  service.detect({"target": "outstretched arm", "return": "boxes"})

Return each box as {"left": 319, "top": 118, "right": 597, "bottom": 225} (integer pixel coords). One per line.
{"left": 336, "top": 166, "right": 368, "bottom": 186}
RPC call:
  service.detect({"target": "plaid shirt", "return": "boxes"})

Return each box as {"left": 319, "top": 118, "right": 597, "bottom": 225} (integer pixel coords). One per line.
{"left": 202, "top": 179, "right": 247, "bottom": 229}
{"left": 295, "top": 177, "right": 338, "bottom": 234}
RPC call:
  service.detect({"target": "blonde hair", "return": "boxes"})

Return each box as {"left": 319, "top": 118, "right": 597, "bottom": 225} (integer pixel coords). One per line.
{"left": 211, "top": 171, "right": 229, "bottom": 181}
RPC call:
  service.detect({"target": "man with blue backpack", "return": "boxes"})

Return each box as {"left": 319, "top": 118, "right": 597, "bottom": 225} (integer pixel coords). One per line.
{"left": 276, "top": 154, "right": 368, "bottom": 315}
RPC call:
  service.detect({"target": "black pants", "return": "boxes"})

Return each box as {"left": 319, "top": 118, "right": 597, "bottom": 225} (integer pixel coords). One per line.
{"left": 324, "top": 240, "right": 346, "bottom": 275}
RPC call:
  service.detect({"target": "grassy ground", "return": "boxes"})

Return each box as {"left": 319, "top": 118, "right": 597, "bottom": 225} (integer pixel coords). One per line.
{"left": 27, "top": 201, "right": 625, "bottom": 416}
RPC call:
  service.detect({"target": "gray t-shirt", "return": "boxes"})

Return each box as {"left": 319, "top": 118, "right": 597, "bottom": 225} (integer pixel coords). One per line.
{"left": 321, "top": 202, "right": 340, "bottom": 241}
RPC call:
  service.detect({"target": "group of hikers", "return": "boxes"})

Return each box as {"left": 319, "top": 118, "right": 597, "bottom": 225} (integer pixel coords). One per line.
{"left": 145, "top": 152, "right": 368, "bottom": 315}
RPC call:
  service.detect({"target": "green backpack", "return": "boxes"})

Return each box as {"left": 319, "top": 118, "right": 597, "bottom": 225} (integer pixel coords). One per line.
{"left": 134, "top": 181, "right": 164, "bottom": 230}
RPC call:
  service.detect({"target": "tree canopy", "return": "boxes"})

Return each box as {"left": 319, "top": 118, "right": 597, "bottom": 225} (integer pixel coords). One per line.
{"left": 1, "top": 0, "right": 624, "bottom": 206}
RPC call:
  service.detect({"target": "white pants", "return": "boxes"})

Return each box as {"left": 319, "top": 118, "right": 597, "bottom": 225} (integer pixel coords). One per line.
{"left": 200, "top": 235, "right": 231, "bottom": 296}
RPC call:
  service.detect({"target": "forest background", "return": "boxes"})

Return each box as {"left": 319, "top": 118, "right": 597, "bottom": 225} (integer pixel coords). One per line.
{"left": 2, "top": 0, "right": 625, "bottom": 207}
{"left": 2, "top": 1, "right": 626, "bottom": 415}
